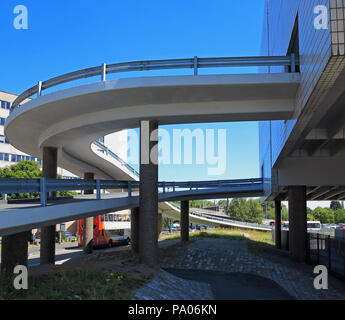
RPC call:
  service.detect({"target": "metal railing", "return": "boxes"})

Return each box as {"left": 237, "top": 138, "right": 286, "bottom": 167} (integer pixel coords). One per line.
{"left": 308, "top": 233, "right": 345, "bottom": 280}
{"left": 160, "top": 178, "right": 262, "bottom": 193}
{"left": 168, "top": 201, "right": 271, "bottom": 230}
{"left": 92, "top": 140, "right": 139, "bottom": 178}
{"left": 11, "top": 55, "right": 299, "bottom": 111}
{"left": 0, "top": 177, "right": 263, "bottom": 207}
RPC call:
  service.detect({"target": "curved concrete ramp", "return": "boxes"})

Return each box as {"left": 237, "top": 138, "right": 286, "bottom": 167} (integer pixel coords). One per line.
{"left": 6, "top": 73, "right": 299, "bottom": 179}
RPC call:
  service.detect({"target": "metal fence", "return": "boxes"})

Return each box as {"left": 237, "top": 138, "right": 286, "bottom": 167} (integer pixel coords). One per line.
{"left": 308, "top": 233, "right": 345, "bottom": 279}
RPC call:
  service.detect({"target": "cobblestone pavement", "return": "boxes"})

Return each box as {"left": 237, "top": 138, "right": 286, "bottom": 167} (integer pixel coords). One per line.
{"left": 133, "top": 269, "right": 213, "bottom": 300}
{"left": 158, "top": 238, "right": 345, "bottom": 300}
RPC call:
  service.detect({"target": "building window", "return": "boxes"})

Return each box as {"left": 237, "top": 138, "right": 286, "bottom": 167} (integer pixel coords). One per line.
{"left": 0, "top": 135, "right": 10, "bottom": 144}
{"left": 0, "top": 101, "right": 11, "bottom": 110}
{"left": 0, "top": 118, "right": 5, "bottom": 126}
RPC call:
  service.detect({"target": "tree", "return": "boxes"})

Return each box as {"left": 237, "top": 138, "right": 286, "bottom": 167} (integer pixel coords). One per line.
{"left": 226, "top": 198, "right": 264, "bottom": 224}
{"left": 261, "top": 201, "right": 288, "bottom": 221}
{"left": 330, "top": 201, "right": 342, "bottom": 211}
{"left": 307, "top": 213, "right": 315, "bottom": 221}
{"left": 312, "top": 207, "right": 335, "bottom": 224}
{"left": 0, "top": 160, "right": 76, "bottom": 199}
{"left": 0, "top": 160, "right": 41, "bottom": 179}
{"left": 335, "top": 209, "right": 345, "bottom": 224}
{"left": 246, "top": 199, "right": 264, "bottom": 223}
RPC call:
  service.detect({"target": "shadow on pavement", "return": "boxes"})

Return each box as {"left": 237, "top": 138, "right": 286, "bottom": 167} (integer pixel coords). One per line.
{"left": 164, "top": 268, "right": 294, "bottom": 300}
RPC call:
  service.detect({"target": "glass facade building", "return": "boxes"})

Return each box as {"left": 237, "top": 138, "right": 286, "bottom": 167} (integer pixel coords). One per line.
{"left": 259, "top": 0, "right": 345, "bottom": 200}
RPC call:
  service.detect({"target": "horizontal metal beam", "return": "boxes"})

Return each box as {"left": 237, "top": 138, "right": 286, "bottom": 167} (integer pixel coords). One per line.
{"left": 0, "top": 177, "right": 263, "bottom": 198}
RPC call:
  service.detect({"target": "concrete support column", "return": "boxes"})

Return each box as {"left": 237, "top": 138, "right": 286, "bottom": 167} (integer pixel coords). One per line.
{"left": 83, "top": 172, "right": 94, "bottom": 254}
{"left": 288, "top": 186, "right": 307, "bottom": 263}
{"left": 181, "top": 200, "right": 189, "bottom": 242}
{"left": 40, "top": 147, "right": 57, "bottom": 265}
{"left": 275, "top": 200, "right": 282, "bottom": 249}
{"left": 1, "top": 231, "right": 30, "bottom": 276}
{"left": 131, "top": 207, "right": 139, "bottom": 254}
{"left": 139, "top": 120, "right": 158, "bottom": 268}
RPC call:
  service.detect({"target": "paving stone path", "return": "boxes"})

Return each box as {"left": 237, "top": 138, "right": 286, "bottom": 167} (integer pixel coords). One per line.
{"left": 134, "top": 238, "right": 345, "bottom": 300}
{"left": 159, "top": 238, "right": 345, "bottom": 300}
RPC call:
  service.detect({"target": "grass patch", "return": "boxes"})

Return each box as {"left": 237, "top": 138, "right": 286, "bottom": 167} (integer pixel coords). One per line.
{"left": 0, "top": 269, "right": 148, "bottom": 300}
{"left": 160, "top": 227, "right": 274, "bottom": 246}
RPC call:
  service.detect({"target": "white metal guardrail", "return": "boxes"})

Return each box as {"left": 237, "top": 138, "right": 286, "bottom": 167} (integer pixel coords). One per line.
{"left": 93, "top": 140, "right": 139, "bottom": 178}
{"left": 11, "top": 55, "right": 299, "bottom": 111}
{"left": 169, "top": 201, "right": 271, "bottom": 230}
{"left": 0, "top": 177, "right": 263, "bottom": 207}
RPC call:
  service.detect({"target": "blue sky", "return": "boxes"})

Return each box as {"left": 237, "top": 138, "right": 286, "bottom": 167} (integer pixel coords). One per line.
{"left": 0, "top": 0, "right": 266, "bottom": 181}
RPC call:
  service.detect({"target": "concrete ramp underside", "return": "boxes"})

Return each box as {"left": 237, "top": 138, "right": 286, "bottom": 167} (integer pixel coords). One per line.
{"left": 6, "top": 73, "right": 299, "bottom": 180}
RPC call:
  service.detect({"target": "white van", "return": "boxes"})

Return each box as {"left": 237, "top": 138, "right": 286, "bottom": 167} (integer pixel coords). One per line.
{"left": 307, "top": 221, "right": 321, "bottom": 231}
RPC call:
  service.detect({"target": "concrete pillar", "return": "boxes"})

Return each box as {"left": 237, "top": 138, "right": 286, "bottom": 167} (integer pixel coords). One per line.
{"left": 157, "top": 212, "right": 162, "bottom": 240}
{"left": 1, "top": 231, "right": 30, "bottom": 276}
{"left": 83, "top": 172, "right": 94, "bottom": 254}
{"left": 131, "top": 207, "right": 139, "bottom": 254}
{"left": 139, "top": 120, "right": 158, "bottom": 267}
{"left": 288, "top": 186, "right": 307, "bottom": 263}
{"left": 275, "top": 200, "right": 282, "bottom": 249}
{"left": 40, "top": 147, "right": 57, "bottom": 265}
{"left": 181, "top": 200, "right": 189, "bottom": 242}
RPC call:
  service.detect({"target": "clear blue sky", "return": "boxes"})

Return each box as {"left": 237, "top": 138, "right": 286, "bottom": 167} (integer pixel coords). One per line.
{"left": 0, "top": 0, "right": 266, "bottom": 181}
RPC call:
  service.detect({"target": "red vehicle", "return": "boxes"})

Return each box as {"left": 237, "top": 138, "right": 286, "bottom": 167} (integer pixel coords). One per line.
{"left": 271, "top": 221, "right": 288, "bottom": 227}
{"left": 78, "top": 215, "right": 130, "bottom": 249}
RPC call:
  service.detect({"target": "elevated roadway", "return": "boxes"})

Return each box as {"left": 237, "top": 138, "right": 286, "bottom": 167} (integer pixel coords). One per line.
{"left": 0, "top": 178, "right": 264, "bottom": 236}
{"left": 5, "top": 56, "right": 299, "bottom": 180}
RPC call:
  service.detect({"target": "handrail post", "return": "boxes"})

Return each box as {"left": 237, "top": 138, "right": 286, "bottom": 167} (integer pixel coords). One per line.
{"left": 163, "top": 181, "right": 166, "bottom": 193}
{"left": 102, "top": 63, "right": 107, "bottom": 81}
{"left": 173, "top": 181, "right": 175, "bottom": 192}
{"left": 194, "top": 56, "right": 198, "bottom": 76}
{"left": 128, "top": 180, "right": 132, "bottom": 197}
{"left": 40, "top": 177, "right": 47, "bottom": 207}
{"left": 96, "top": 179, "right": 101, "bottom": 200}
{"left": 37, "top": 81, "right": 42, "bottom": 97}
{"left": 290, "top": 53, "right": 296, "bottom": 73}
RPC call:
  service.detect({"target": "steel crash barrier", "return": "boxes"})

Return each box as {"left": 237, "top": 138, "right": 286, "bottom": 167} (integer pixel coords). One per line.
{"left": 159, "top": 200, "right": 271, "bottom": 231}
{"left": 0, "top": 177, "right": 263, "bottom": 207}
{"left": 10, "top": 55, "right": 299, "bottom": 111}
